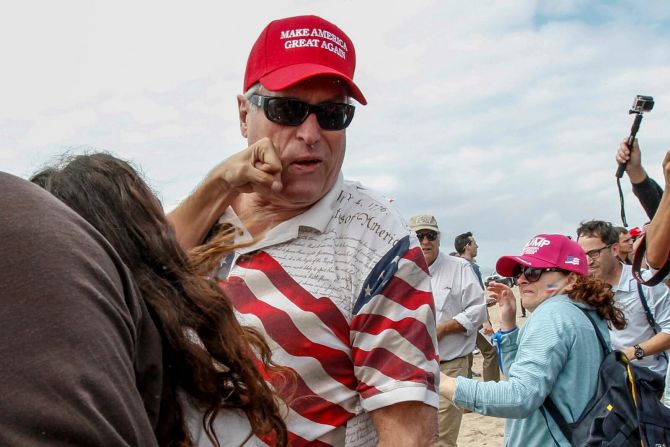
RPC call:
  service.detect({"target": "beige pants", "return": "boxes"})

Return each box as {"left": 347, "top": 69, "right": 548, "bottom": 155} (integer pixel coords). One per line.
{"left": 438, "top": 356, "right": 470, "bottom": 447}
{"left": 477, "top": 332, "right": 500, "bottom": 382}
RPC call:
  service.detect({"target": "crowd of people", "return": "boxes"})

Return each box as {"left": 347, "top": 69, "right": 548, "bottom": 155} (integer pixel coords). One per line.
{"left": 2, "top": 13, "right": 670, "bottom": 447}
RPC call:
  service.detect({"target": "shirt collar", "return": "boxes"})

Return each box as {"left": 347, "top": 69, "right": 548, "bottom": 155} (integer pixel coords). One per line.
{"left": 288, "top": 172, "right": 343, "bottom": 233}
{"left": 428, "top": 252, "right": 447, "bottom": 274}
{"left": 221, "top": 173, "right": 343, "bottom": 253}
{"left": 615, "top": 263, "right": 633, "bottom": 293}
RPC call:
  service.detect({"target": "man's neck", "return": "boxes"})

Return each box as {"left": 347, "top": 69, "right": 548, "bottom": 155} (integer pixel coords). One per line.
{"left": 461, "top": 253, "right": 475, "bottom": 262}
{"left": 617, "top": 253, "right": 631, "bottom": 263}
{"left": 604, "top": 262, "right": 624, "bottom": 288}
{"left": 232, "top": 193, "right": 311, "bottom": 236}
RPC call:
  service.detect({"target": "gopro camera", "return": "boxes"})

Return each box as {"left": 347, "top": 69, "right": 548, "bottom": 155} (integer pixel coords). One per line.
{"left": 630, "top": 95, "right": 654, "bottom": 114}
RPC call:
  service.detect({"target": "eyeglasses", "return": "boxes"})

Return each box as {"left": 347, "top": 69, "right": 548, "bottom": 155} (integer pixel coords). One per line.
{"left": 249, "top": 94, "right": 355, "bottom": 131}
{"left": 584, "top": 244, "right": 613, "bottom": 260}
{"left": 512, "top": 266, "right": 565, "bottom": 284}
{"left": 416, "top": 231, "right": 438, "bottom": 242}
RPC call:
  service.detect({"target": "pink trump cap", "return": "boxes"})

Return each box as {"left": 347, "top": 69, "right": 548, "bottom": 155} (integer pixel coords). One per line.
{"left": 496, "top": 234, "right": 588, "bottom": 278}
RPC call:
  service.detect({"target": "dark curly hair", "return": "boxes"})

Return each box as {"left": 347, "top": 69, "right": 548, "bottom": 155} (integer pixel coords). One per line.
{"left": 31, "top": 153, "right": 287, "bottom": 447}
{"left": 566, "top": 274, "right": 626, "bottom": 330}
{"left": 576, "top": 220, "right": 619, "bottom": 245}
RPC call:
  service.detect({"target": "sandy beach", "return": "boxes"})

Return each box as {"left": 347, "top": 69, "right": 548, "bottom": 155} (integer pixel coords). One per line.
{"left": 457, "top": 286, "right": 525, "bottom": 446}
{"left": 458, "top": 355, "right": 505, "bottom": 445}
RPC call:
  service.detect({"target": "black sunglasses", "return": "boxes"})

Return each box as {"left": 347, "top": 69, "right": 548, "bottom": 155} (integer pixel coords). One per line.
{"left": 249, "top": 94, "right": 355, "bottom": 131}
{"left": 512, "top": 266, "right": 565, "bottom": 284}
{"left": 416, "top": 231, "right": 438, "bottom": 242}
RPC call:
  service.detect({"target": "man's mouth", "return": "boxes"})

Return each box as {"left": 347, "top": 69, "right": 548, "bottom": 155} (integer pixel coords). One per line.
{"left": 293, "top": 159, "right": 321, "bottom": 166}
{"left": 288, "top": 158, "right": 323, "bottom": 172}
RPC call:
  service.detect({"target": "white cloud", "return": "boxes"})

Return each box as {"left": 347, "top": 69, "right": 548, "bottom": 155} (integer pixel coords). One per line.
{"left": 350, "top": 173, "right": 399, "bottom": 192}
{"left": 17, "top": 108, "right": 98, "bottom": 149}
{"left": 100, "top": 97, "right": 179, "bottom": 125}
{"left": 120, "top": 124, "right": 195, "bottom": 144}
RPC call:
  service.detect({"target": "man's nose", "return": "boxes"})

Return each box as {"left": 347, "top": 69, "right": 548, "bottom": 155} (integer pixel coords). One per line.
{"left": 295, "top": 113, "right": 322, "bottom": 146}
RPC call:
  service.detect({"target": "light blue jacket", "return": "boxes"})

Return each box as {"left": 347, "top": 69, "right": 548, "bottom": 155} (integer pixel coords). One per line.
{"left": 452, "top": 295, "right": 610, "bottom": 447}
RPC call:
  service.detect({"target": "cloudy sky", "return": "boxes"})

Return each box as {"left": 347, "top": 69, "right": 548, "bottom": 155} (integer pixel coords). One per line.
{"left": 2, "top": 0, "right": 669, "bottom": 272}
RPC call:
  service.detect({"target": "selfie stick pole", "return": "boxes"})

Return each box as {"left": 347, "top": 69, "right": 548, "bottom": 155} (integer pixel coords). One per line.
{"left": 615, "top": 113, "right": 644, "bottom": 179}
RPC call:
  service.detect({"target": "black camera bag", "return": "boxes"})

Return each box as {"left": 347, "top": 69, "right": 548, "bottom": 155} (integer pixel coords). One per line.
{"left": 540, "top": 307, "right": 670, "bottom": 446}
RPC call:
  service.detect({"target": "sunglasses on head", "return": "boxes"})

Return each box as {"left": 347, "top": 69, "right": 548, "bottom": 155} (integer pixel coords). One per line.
{"left": 416, "top": 231, "right": 438, "bottom": 242}
{"left": 249, "top": 94, "right": 355, "bottom": 131}
{"left": 512, "top": 266, "right": 565, "bottom": 283}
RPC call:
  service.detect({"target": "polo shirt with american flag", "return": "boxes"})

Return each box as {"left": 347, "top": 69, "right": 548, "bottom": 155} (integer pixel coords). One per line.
{"left": 213, "top": 175, "right": 439, "bottom": 446}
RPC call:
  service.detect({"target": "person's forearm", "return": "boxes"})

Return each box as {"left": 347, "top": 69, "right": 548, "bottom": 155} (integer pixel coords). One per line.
{"left": 168, "top": 174, "right": 237, "bottom": 250}
{"left": 632, "top": 174, "right": 663, "bottom": 219}
{"left": 439, "top": 372, "right": 456, "bottom": 400}
{"left": 437, "top": 319, "right": 465, "bottom": 339}
{"left": 622, "top": 332, "right": 670, "bottom": 360}
{"left": 645, "top": 191, "right": 670, "bottom": 268}
{"left": 638, "top": 332, "right": 670, "bottom": 357}
{"left": 627, "top": 165, "right": 648, "bottom": 184}
{"left": 371, "top": 402, "right": 437, "bottom": 446}
{"left": 498, "top": 308, "right": 518, "bottom": 331}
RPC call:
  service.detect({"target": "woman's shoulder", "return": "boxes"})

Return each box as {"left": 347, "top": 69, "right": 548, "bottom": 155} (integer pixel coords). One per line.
{"left": 534, "top": 294, "right": 578, "bottom": 314}
{"left": 535, "top": 296, "right": 607, "bottom": 336}
{"left": 527, "top": 296, "right": 589, "bottom": 329}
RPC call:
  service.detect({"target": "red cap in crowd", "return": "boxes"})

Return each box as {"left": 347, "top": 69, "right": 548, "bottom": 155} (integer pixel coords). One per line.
{"left": 496, "top": 234, "right": 588, "bottom": 277}
{"left": 243, "top": 15, "right": 367, "bottom": 104}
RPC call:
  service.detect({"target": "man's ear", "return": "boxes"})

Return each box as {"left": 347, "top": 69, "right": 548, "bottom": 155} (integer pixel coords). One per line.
{"left": 611, "top": 242, "right": 621, "bottom": 257}
{"left": 237, "top": 95, "right": 249, "bottom": 138}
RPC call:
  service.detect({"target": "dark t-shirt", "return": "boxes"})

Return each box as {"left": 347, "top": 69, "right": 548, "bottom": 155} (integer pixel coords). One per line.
{"left": 0, "top": 173, "right": 163, "bottom": 446}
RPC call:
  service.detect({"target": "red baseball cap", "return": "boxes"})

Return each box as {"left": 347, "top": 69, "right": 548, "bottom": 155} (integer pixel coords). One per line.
{"left": 628, "top": 226, "right": 643, "bottom": 238}
{"left": 496, "top": 234, "right": 588, "bottom": 278}
{"left": 243, "top": 15, "right": 367, "bottom": 105}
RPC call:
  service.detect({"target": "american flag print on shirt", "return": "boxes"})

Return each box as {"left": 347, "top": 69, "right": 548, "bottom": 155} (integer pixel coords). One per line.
{"left": 217, "top": 180, "right": 439, "bottom": 446}
{"left": 220, "top": 236, "right": 438, "bottom": 446}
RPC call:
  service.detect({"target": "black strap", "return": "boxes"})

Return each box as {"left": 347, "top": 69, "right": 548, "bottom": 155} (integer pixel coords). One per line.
{"left": 541, "top": 307, "right": 609, "bottom": 444}
{"left": 541, "top": 398, "right": 573, "bottom": 444}
{"left": 635, "top": 282, "right": 670, "bottom": 364}
{"left": 617, "top": 176, "right": 628, "bottom": 227}
{"left": 631, "top": 234, "right": 670, "bottom": 286}
{"left": 636, "top": 281, "right": 659, "bottom": 333}
{"left": 579, "top": 309, "right": 611, "bottom": 356}
{"left": 539, "top": 406, "right": 563, "bottom": 447}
